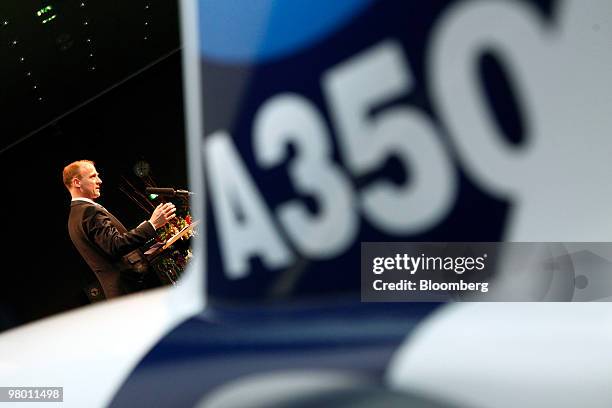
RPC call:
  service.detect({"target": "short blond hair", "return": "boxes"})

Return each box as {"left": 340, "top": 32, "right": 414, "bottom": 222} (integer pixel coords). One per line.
{"left": 63, "top": 160, "right": 95, "bottom": 190}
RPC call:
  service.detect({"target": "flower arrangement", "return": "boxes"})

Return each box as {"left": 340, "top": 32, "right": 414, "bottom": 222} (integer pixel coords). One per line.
{"left": 152, "top": 208, "right": 197, "bottom": 285}
{"left": 156, "top": 211, "right": 195, "bottom": 243}
{"left": 156, "top": 248, "right": 194, "bottom": 284}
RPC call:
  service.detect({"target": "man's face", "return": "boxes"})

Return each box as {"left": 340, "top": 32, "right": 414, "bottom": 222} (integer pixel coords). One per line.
{"left": 76, "top": 163, "right": 102, "bottom": 199}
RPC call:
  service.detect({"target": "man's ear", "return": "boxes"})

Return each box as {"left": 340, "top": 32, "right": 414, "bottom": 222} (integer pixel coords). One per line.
{"left": 72, "top": 177, "right": 81, "bottom": 189}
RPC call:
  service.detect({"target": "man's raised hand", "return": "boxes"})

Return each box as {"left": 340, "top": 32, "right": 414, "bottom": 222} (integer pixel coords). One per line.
{"left": 149, "top": 202, "right": 177, "bottom": 229}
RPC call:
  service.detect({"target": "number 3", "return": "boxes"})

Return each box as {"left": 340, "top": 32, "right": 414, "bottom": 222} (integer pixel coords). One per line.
{"left": 254, "top": 94, "right": 358, "bottom": 258}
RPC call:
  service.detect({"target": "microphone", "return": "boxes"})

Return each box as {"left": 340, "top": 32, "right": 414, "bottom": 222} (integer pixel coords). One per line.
{"left": 146, "top": 187, "right": 194, "bottom": 197}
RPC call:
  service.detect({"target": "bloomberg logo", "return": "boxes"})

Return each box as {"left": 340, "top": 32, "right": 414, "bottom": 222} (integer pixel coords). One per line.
{"left": 198, "top": 0, "right": 612, "bottom": 286}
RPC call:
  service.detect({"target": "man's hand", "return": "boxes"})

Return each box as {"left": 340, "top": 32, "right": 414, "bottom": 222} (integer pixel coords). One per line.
{"left": 149, "top": 202, "right": 177, "bottom": 230}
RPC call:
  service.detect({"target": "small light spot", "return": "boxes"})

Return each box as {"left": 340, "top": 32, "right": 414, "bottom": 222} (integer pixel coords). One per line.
{"left": 3, "top": 21, "right": 8, "bottom": 26}
{"left": 19, "top": 56, "right": 25, "bottom": 62}
{"left": 80, "top": 2, "right": 85, "bottom": 7}
{"left": 33, "top": 85, "right": 37, "bottom": 89}
{"left": 26, "top": 71, "right": 31, "bottom": 76}
{"left": 86, "top": 38, "right": 91, "bottom": 43}
{"left": 83, "top": 21, "right": 88, "bottom": 26}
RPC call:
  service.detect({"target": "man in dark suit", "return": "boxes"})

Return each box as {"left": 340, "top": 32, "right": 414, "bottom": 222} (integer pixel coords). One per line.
{"left": 63, "top": 160, "right": 176, "bottom": 299}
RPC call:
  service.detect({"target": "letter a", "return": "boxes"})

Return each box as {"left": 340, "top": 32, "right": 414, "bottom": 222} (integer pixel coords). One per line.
{"left": 205, "top": 131, "right": 294, "bottom": 278}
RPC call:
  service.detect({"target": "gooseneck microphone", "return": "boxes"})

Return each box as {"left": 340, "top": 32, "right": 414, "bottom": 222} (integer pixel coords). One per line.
{"left": 145, "top": 187, "right": 195, "bottom": 197}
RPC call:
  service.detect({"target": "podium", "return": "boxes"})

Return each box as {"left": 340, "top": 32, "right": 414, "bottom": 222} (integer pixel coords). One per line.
{"left": 144, "top": 220, "right": 199, "bottom": 285}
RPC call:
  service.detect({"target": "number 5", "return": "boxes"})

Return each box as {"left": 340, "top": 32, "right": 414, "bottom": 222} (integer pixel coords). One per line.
{"left": 323, "top": 40, "right": 456, "bottom": 234}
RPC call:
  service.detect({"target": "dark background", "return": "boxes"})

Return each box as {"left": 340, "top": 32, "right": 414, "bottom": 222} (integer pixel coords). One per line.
{"left": 0, "top": 0, "right": 186, "bottom": 332}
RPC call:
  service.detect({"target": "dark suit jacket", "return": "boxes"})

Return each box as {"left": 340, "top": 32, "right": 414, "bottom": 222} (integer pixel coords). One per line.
{"left": 68, "top": 200, "right": 157, "bottom": 299}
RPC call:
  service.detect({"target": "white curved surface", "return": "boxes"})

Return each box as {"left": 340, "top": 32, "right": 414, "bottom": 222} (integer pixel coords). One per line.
{"left": 197, "top": 370, "right": 371, "bottom": 408}
{"left": 387, "top": 303, "right": 612, "bottom": 408}
{"left": 0, "top": 279, "right": 202, "bottom": 408}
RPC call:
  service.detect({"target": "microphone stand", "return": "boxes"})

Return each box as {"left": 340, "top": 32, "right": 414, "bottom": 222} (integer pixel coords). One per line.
{"left": 119, "top": 176, "right": 156, "bottom": 213}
